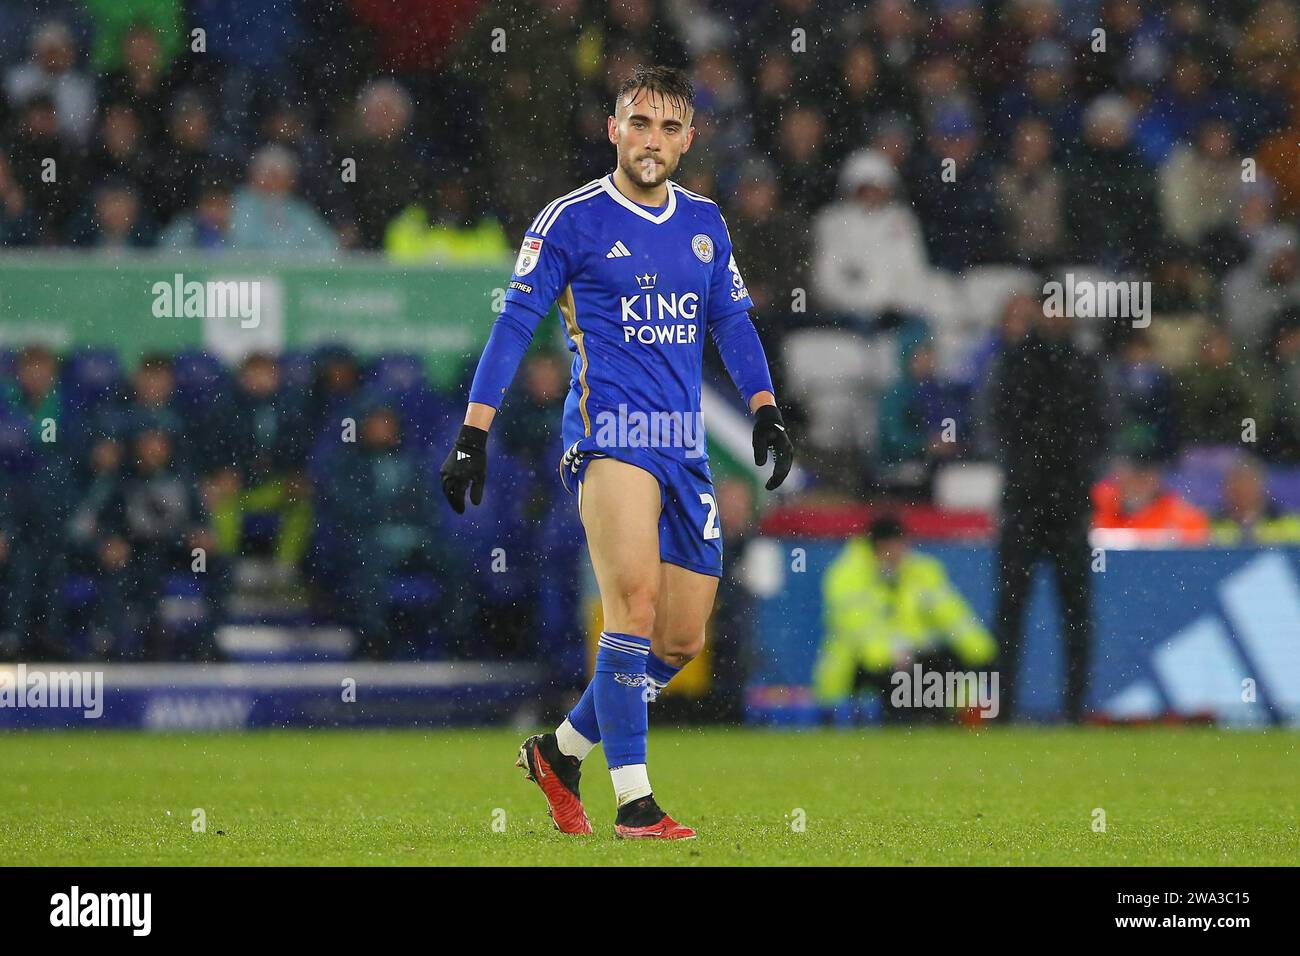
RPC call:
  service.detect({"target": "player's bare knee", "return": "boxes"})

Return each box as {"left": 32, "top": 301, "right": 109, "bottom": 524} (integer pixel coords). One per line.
{"left": 610, "top": 583, "right": 658, "bottom": 636}
{"left": 661, "top": 630, "right": 704, "bottom": 667}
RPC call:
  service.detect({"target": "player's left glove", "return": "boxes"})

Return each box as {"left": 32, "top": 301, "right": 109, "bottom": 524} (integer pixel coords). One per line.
{"left": 440, "top": 424, "right": 488, "bottom": 514}
{"left": 752, "top": 403, "right": 794, "bottom": 491}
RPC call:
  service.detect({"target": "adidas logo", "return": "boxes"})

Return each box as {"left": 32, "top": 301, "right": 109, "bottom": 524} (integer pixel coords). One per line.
{"left": 1101, "top": 552, "right": 1300, "bottom": 726}
{"left": 457, "top": 450, "right": 470, "bottom": 460}
{"left": 606, "top": 241, "right": 631, "bottom": 258}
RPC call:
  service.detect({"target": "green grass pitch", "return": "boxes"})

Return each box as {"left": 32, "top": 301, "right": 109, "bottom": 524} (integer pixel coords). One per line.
{"left": 1, "top": 727, "right": 1296, "bottom": 866}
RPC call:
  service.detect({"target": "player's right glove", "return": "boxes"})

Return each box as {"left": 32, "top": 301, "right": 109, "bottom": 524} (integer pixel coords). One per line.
{"left": 752, "top": 403, "right": 794, "bottom": 491}
{"left": 440, "top": 424, "right": 488, "bottom": 514}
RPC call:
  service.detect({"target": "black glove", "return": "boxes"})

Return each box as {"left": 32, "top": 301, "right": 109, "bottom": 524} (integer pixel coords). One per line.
{"left": 752, "top": 404, "right": 794, "bottom": 491}
{"left": 440, "top": 424, "right": 488, "bottom": 514}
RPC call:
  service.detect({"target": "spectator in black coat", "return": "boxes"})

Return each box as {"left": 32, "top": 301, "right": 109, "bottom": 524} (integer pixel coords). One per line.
{"left": 910, "top": 106, "right": 1005, "bottom": 272}
{"left": 6, "top": 94, "right": 81, "bottom": 244}
{"left": 1063, "top": 94, "right": 1161, "bottom": 272}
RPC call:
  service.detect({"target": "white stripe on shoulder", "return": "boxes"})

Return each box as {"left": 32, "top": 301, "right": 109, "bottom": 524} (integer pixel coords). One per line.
{"left": 528, "top": 179, "right": 603, "bottom": 233}
{"left": 669, "top": 181, "right": 717, "bottom": 205}
{"left": 536, "top": 180, "right": 604, "bottom": 237}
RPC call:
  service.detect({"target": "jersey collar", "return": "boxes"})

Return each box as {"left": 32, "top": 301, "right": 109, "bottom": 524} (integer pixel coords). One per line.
{"left": 601, "top": 173, "right": 678, "bottom": 224}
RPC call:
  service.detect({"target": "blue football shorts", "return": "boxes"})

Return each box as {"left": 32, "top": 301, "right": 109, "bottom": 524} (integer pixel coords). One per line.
{"left": 559, "top": 437, "right": 723, "bottom": 578}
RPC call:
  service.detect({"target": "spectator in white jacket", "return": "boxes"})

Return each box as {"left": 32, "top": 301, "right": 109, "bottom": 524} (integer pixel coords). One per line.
{"left": 1158, "top": 117, "right": 1241, "bottom": 245}
{"left": 4, "top": 21, "right": 96, "bottom": 146}
{"left": 811, "top": 148, "right": 932, "bottom": 322}
{"left": 1223, "top": 225, "right": 1300, "bottom": 347}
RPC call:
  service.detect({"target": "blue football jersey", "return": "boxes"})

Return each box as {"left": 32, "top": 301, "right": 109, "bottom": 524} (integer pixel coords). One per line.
{"left": 502, "top": 174, "right": 755, "bottom": 463}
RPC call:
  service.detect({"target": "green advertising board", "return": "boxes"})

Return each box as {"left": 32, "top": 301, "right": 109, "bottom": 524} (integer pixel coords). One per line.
{"left": 0, "top": 254, "right": 518, "bottom": 389}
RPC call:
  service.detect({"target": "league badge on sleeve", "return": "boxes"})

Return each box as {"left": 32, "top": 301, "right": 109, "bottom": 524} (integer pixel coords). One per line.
{"left": 515, "top": 236, "right": 544, "bottom": 277}
{"left": 691, "top": 234, "right": 714, "bottom": 263}
{"left": 728, "top": 253, "right": 750, "bottom": 301}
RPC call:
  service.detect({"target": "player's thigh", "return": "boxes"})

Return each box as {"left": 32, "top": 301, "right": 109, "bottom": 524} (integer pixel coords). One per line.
{"left": 579, "top": 457, "right": 662, "bottom": 618}
{"left": 651, "top": 560, "right": 719, "bottom": 663}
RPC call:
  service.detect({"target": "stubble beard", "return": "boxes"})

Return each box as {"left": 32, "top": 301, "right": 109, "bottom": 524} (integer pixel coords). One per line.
{"left": 620, "top": 151, "right": 675, "bottom": 190}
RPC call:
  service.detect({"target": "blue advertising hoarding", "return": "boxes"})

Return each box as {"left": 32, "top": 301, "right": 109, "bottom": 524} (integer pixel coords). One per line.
{"left": 752, "top": 543, "right": 1300, "bottom": 726}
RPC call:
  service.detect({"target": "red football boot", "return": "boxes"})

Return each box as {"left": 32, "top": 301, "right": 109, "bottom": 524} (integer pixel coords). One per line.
{"left": 613, "top": 795, "right": 697, "bottom": 840}
{"left": 516, "top": 733, "right": 593, "bottom": 835}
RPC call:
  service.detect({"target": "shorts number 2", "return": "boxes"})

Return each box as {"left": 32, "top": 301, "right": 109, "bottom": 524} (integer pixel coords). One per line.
{"left": 699, "top": 493, "right": 720, "bottom": 540}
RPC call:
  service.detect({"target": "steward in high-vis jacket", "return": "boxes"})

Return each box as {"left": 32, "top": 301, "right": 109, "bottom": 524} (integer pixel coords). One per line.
{"left": 814, "top": 515, "right": 995, "bottom": 706}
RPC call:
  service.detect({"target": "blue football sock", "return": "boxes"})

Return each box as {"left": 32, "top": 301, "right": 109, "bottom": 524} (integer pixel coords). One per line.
{"left": 593, "top": 631, "right": 650, "bottom": 767}
{"left": 567, "top": 680, "right": 599, "bottom": 744}
{"left": 645, "top": 651, "right": 681, "bottom": 698}
{"left": 569, "top": 648, "right": 680, "bottom": 746}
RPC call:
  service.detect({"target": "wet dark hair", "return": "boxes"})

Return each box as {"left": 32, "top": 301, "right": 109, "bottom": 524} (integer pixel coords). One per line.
{"left": 868, "top": 513, "right": 906, "bottom": 543}
{"left": 240, "top": 352, "right": 277, "bottom": 371}
{"left": 137, "top": 353, "right": 173, "bottom": 373}
{"left": 18, "top": 343, "right": 56, "bottom": 367}
{"left": 614, "top": 65, "right": 694, "bottom": 118}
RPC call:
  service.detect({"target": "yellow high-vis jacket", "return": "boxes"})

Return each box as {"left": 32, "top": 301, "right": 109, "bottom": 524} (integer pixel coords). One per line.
{"left": 814, "top": 537, "right": 996, "bottom": 703}
{"left": 384, "top": 206, "right": 510, "bottom": 265}
{"left": 1209, "top": 515, "right": 1300, "bottom": 546}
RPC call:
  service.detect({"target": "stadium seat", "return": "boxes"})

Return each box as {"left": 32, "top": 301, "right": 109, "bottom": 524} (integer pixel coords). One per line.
{"left": 61, "top": 574, "right": 99, "bottom": 606}
{"left": 358, "top": 353, "right": 452, "bottom": 448}
{"left": 1169, "top": 445, "right": 1244, "bottom": 510}
{"left": 958, "top": 265, "right": 1039, "bottom": 333}
{"left": 173, "top": 351, "right": 227, "bottom": 407}
{"left": 61, "top": 349, "right": 121, "bottom": 414}
{"left": 783, "top": 328, "right": 893, "bottom": 451}
{"left": 366, "top": 352, "right": 427, "bottom": 393}
{"left": 162, "top": 575, "right": 206, "bottom": 598}
{"left": 278, "top": 351, "right": 316, "bottom": 392}
{"left": 158, "top": 575, "right": 210, "bottom": 627}
{"left": 1267, "top": 468, "right": 1300, "bottom": 511}
{"left": 387, "top": 575, "right": 440, "bottom": 605}
{"left": 0, "top": 412, "right": 32, "bottom": 468}
{"left": 534, "top": 496, "right": 586, "bottom": 679}
{"left": 914, "top": 269, "right": 963, "bottom": 331}
{"left": 932, "top": 328, "right": 972, "bottom": 382}
{"left": 933, "top": 461, "right": 1004, "bottom": 512}
{"left": 441, "top": 449, "right": 534, "bottom": 604}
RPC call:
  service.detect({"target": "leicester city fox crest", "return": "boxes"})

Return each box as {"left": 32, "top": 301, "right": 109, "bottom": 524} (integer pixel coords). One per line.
{"left": 691, "top": 233, "right": 714, "bottom": 263}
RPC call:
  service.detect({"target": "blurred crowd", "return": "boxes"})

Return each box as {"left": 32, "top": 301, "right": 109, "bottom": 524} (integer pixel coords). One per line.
{"left": 2, "top": 0, "right": 1300, "bottom": 660}
{"left": 0, "top": 342, "right": 591, "bottom": 665}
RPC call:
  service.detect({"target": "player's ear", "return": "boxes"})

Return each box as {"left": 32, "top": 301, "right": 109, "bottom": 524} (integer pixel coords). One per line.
{"left": 607, "top": 115, "right": 619, "bottom": 146}
{"left": 682, "top": 125, "right": 695, "bottom": 153}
